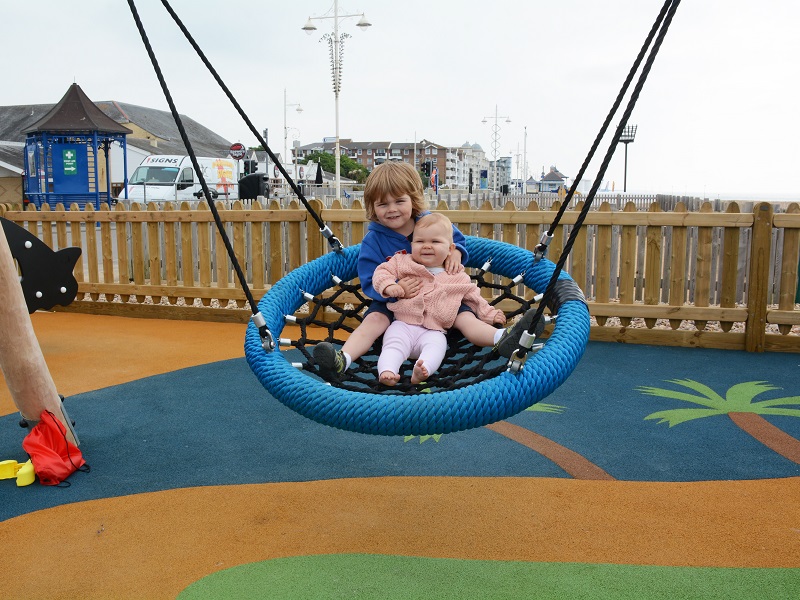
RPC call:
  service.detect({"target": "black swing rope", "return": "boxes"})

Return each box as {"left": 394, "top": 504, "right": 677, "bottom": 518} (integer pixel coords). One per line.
{"left": 508, "top": 0, "right": 681, "bottom": 367}
{"left": 127, "top": 0, "right": 679, "bottom": 390}
{"left": 535, "top": 0, "right": 680, "bottom": 255}
{"left": 126, "top": 0, "right": 343, "bottom": 353}
{"left": 156, "top": 0, "right": 342, "bottom": 254}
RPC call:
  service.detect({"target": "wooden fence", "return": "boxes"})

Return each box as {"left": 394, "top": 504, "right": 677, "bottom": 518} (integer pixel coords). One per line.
{"left": 2, "top": 198, "right": 799, "bottom": 353}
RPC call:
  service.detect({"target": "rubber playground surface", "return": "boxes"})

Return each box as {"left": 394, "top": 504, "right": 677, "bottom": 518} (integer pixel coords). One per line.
{"left": 1, "top": 312, "right": 798, "bottom": 599}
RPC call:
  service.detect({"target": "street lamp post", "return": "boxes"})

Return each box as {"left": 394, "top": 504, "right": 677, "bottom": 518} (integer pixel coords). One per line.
{"left": 618, "top": 124, "right": 637, "bottom": 193}
{"left": 293, "top": 139, "right": 302, "bottom": 189}
{"left": 302, "top": 0, "right": 371, "bottom": 202}
{"left": 523, "top": 125, "right": 528, "bottom": 192}
{"left": 262, "top": 128, "right": 269, "bottom": 181}
{"left": 283, "top": 88, "right": 302, "bottom": 175}
{"left": 481, "top": 105, "right": 511, "bottom": 193}
{"left": 510, "top": 144, "right": 521, "bottom": 194}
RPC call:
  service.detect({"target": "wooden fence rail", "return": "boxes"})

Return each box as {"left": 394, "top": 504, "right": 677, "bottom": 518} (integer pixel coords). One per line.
{"left": 4, "top": 198, "right": 799, "bottom": 353}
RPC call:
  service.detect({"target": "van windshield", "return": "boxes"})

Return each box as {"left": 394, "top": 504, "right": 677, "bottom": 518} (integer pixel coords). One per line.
{"left": 130, "top": 166, "right": 180, "bottom": 185}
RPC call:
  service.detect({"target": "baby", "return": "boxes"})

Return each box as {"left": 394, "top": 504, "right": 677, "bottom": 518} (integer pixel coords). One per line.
{"left": 373, "top": 212, "right": 506, "bottom": 385}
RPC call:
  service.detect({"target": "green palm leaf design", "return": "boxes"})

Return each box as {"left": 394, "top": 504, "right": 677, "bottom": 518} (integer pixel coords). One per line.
{"left": 404, "top": 434, "right": 443, "bottom": 444}
{"left": 525, "top": 403, "right": 566, "bottom": 414}
{"left": 638, "top": 379, "right": 800, "bottom": 426}
{"left": 644, "top": 408, "right": 727, "bottom": 427}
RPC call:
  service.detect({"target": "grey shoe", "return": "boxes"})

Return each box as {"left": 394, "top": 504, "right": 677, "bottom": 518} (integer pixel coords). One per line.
{"left": 494, "top": 308, "right": 543, "bottom": 358}
{"left": 313, "top": 342, "right": 346, "bottom": 376}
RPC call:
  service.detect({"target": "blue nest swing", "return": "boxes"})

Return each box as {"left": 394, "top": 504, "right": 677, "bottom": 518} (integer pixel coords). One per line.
{"left": 245, "top": 236, "right": 590, "bottom": 436}
{"left": 129, "top": 0, "right": 679, "bottom": 436}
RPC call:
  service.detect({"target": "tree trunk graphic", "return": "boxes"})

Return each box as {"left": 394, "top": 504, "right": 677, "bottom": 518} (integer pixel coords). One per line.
{"left": 485, "top": 421, "right": 615, "bottom": 480}
{"left": 728, "top": 412, "right": 800, "bottom": 464}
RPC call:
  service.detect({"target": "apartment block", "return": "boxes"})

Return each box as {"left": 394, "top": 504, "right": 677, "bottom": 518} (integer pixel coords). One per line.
{"left": 295, "top": 137, "right": 495, "bottom": 191}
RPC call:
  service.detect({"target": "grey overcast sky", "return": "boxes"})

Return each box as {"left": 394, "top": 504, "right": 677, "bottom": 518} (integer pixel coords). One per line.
{"left": 4, "top": 1, "right": 799, "bottom": 200}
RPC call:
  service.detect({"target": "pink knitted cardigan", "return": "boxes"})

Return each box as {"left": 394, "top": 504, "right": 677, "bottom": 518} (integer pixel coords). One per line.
{"left": 372, "top": 252, "right": 503, "bottom": 332}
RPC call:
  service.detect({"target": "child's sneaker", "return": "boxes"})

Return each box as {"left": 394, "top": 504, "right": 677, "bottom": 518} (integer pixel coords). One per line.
{"left": 313, "top": 342, "right": 346, "bottom": 376}
{"left": 494, "top": 308, "right": 542, "bottom": 358}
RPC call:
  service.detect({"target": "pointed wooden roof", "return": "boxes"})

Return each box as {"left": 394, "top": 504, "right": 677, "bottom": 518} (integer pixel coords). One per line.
{"left": 24, "top": 83, "right": 131, "bottom": 135}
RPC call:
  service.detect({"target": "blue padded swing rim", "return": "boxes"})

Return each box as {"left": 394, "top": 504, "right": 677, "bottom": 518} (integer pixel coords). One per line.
{"left": 245, "top": 235, "right": 590, "bottom": 436}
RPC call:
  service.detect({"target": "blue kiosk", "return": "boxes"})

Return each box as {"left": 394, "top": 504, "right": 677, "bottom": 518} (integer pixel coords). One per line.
{"left": 23, "top": 83, "right": 131, "bottom": 209}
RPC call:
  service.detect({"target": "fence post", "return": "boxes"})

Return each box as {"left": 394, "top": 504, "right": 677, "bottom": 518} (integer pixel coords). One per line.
{"left": 307, "top": 198, "right": 325, "bottom": 262}
{"left": 796, "top": 253, "right": 800, "bottom": 303}
{"left": 744, "top": 202, "right": 773, "bottom": 352}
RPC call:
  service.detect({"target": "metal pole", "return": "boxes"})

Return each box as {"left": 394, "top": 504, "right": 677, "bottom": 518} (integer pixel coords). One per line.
{"left": 302, "top": 1, "right": 370, "bottom": 202}
{"left": 623, "top": 142, "right": 628, "bottom": 193}
{"left": 264, "top": 127, "right": 272, "bottom": 182}
{"left": 294, "top": 140, "right": 300, "bottom": 187}
{"left": 482, "top": 105, "right": 510, "bottom": 194}
{"left": 303, "top": 2, "right": 370, "bottom": 202}
{"left": 333, "top": 0, "right": 341, "bottom": 202}
{"left": 283, "top": 88, "right": 288, "bottom": 171}
{"left": 493, "top": 105, "right": 498, "bottom": 192}
{"left": 523, "top": 125, "right": 527, "bottom": 192}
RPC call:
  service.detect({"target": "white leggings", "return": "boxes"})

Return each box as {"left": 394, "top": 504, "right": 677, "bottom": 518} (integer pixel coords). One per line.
{"left": 377, "top": 321, "right": 447, "bottom": 377}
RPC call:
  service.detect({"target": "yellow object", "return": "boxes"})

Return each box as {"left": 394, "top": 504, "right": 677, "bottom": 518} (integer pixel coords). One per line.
{"left": 0, "top": 458, "right": 36, "bottom": 486}
{"left": 16, "top": 460, "right": 35, "bottom": 486}
{"left": 0, "top": 459, "right": 20, "bottom": 479}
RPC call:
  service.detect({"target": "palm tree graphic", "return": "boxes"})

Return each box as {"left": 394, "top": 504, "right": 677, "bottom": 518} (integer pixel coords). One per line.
{"left": 486, "top": 403, "right": 614, "bottom": 480}
{"left": 404, "top": 403, "right": 566, "bottom": 444}
{"left": 638, "top": 379, "right": 800, "bottom": 464}
{"left": 405, "top": 403, "right": 615, "bottom": 480}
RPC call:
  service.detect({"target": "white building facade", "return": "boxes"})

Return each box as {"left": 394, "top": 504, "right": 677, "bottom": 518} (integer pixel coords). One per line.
{"left": 296, "top": 137, "right": 500, "bottom": 191}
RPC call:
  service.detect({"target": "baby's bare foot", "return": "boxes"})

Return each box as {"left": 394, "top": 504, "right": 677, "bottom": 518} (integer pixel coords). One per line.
{"left": 380, "top": 371, "right": 400, "bottom": 386}
{"left": 411, "top": 359, "right": 429, "bottom": 384}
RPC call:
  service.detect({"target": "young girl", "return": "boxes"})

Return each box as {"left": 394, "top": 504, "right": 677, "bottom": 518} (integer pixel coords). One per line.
{"left": 373, "top": 212, "right": 506, "bottom": 385}
{"left": 313, "top": 161, "right": 535, "bottom": 377}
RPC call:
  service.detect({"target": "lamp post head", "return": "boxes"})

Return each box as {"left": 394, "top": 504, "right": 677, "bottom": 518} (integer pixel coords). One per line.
{"left": 356, "top": 15, "right": 371, "bottom": 30}
{"left": 296, "top": 105, "right": 304, "bottom": 114}
{"left": 505, "top": 117, "right": 511, "bottom": 124}
{"left": 481, "top": 118, "right": 487, "bottom": 124}
{"left": 302, "top": 18, "right": 317, "bottom": 34}
{"left": 619, "top": 124, "right": 638, "bottom": 143}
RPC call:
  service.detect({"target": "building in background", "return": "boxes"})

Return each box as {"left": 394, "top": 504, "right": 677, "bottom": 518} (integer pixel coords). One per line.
{"left": 454, "top": 142, "right": 489, "bottom": 192}
{"left": 540, "top": 165, "right": 569, "bottom": 193}
{"left": 295, "top": 137, "right": 492, "bottom": 191}
{"left": 490, "top": 156, "right": 513, "bottom": 193}
{"left": 0, "top": 87, "right": 234, "bottom": 204}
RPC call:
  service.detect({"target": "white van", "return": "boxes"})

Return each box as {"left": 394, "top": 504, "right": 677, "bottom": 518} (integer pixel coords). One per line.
{"left": 121, "top": 155, "right": 240, "bottom": 203}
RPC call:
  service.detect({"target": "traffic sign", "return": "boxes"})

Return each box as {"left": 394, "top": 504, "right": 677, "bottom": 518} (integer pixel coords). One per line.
{"left": 229, "top": 143, "right": 246, "bottom": 160}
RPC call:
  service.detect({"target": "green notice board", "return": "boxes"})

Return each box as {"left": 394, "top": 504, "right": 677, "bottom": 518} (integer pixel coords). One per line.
{"left": 62, "top": 149, "right": 77, "bottom": 175}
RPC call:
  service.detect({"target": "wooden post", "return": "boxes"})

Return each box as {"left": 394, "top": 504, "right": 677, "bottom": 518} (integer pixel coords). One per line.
{"left": 571, "top": 201, "right": 588, "bottom": 296}
{"left": 778, "top": 203, "right": 800, "bottom": 334}
{"left": 306, "top": 199, "right": 324, "bottom": 263}
{"left": 744, "top": 202, "right": 773, "bottom": 352}
{"left": 268, "top": 199, "right": 282, "bottom": 285}
{"left": 0, "top": 223, "right": 78, "bottom": 445}
{"left": 720, "top": 202, "right": 742, "bottom": 332}
{"left": 594, "top": 202, "right": 613, "bottom": 326}
{"left": 668, "top": 202, "right": 688, "bottom": 329}
{"left": 644, "top": 202, "right": 663, "bottom": 329}
{"left": 694, "top": 202, "right": 713, "bottom": 331}
{"left": 619, "top": 202, "right": 638, "bottom": 327}
{"left": 478, "top": 200, "right": 494, "bottom": 301}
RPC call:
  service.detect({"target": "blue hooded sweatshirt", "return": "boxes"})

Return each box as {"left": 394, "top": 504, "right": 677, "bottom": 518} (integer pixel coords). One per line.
{"left": 357, "top": 210, "right": 469, "bottom": 303}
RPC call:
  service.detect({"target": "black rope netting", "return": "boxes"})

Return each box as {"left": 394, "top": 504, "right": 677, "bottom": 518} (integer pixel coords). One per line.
{"left": 291, "top": 267, "right": 543, "bottom": 395}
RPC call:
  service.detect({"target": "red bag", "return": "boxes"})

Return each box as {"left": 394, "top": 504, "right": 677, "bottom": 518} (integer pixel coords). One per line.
{"left": 22, "top": 410, "right": 88, "bottom": 486}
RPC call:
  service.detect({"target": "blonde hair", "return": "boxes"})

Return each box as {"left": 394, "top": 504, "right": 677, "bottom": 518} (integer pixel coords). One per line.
{"left": 414, "top": 212, "right": 453, "bottom": 242}
{"left": 363, "top": 161, "right": 427, "bottom": 221}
